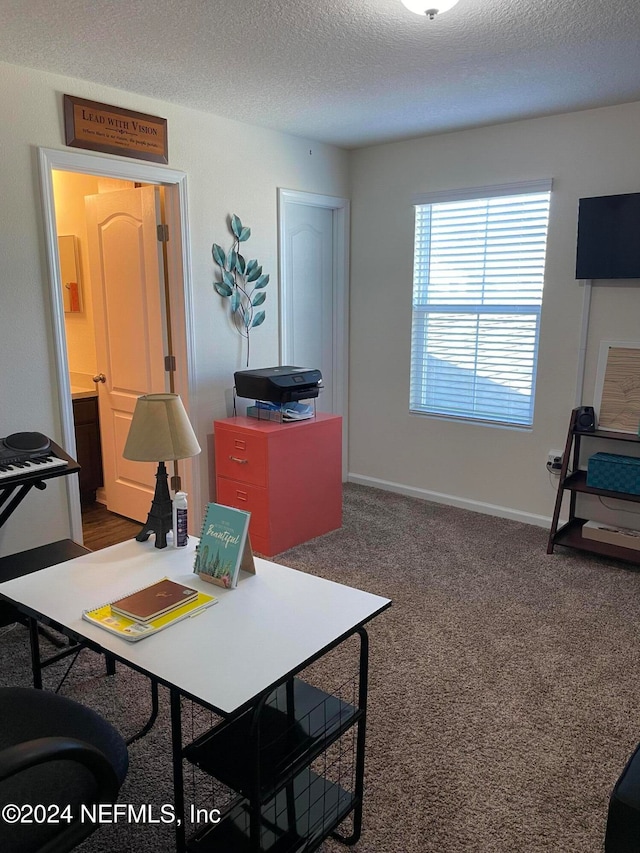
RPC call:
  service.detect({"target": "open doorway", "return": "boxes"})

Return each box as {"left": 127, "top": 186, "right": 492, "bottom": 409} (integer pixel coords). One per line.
{"left": 278, "top": 189, "right": 350, "bottom": 477}
{"left": 39, "top": 148, "right": 198, "bottom": 548}
{"left": 53, "top": 174, "right": 162, "bottom": 545}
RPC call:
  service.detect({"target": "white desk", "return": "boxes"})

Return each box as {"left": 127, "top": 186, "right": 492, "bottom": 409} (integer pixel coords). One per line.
{"left": 0, "top": 537, "right": 391, "bottom": 852}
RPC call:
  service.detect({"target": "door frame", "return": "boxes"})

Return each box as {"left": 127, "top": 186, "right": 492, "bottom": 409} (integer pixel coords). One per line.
{"left": 38, "top": 147, "right": 198, "bottom": 542}
{"left": 277, "top": 189, "right": 350, "bottom": 475}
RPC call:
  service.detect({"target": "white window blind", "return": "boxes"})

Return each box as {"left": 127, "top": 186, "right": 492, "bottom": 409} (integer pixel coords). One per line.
{"left": 409, "top": 182, "right": 552, "bottom": 427}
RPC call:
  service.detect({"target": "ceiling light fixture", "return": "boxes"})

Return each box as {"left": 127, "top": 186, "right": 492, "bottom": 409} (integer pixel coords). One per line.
{"left": 401, "top": 0, "right": 459, "bottom": 18}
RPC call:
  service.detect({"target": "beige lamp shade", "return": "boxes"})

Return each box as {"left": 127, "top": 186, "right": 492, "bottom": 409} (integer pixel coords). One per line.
{"left": 123, "top": 393, "right": 201, "bottom": 462}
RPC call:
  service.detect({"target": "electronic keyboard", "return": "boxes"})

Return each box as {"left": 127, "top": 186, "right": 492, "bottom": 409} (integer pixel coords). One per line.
{"left": 0, "top": 455, "right": 68, "bottom": 482}
{"left": 0, "top": 432, "right": 69, "bottom": 482}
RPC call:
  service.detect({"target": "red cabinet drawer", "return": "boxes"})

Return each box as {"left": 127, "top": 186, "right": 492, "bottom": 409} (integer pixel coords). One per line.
{"left": 214, "top": 414, "right": 342, "bottom": 557}
{"left": 215, "top": 477, "right": 269, "bottom": 539}
{"left": 214, "top": 429, "right": 267, "bottom": 487}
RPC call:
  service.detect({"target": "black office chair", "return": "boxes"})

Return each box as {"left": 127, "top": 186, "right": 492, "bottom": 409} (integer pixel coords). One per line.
{"left": 605, "top": 740, "right": 640, "bottom": 852}
{"left": 0, "top": 687, "right": 128, "bottom": 853}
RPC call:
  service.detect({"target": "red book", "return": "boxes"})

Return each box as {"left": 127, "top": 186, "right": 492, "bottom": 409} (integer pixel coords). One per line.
{"left": 110, "top": 578, "right": 199, "bottom": 623}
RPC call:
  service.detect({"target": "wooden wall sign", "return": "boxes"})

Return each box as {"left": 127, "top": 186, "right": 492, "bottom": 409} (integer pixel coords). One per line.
{"left": 594, "top": 341, "right": 640, "bottom": 433}
{"left": 63, "top": 95, "right": 168, "bottom": 164}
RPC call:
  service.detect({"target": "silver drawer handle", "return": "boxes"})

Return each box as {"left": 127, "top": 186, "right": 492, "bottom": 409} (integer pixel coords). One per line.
{"left": 229, "top": 456, "right": 248, "bottom": 464}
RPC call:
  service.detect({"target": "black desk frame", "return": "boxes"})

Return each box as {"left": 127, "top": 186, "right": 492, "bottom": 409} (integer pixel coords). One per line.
{"left": 170, "top": 624, "right": 372, "bottom": 853}
{"left": 13, "top": 597, "right": 382, "bottom": 853}
{"left": 0, "top": 545, "right": 391, "bottom": 853}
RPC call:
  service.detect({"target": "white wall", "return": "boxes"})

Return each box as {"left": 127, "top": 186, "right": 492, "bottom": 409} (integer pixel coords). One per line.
{"left": 0, "top": 61, "right": 349, "bottom": 556}
{"left": 4, "top": 57, "right": 639, "bottom": 555}
{"left": 348, "top": 102, "right": 640, "bottom": 524}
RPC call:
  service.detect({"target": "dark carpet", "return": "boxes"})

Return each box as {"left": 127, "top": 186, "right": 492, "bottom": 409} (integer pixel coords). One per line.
{"left": 2, "top": 483, "right": 639, "bottom": 852}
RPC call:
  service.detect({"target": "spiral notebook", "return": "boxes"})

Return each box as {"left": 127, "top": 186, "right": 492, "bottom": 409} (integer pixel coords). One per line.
{"left": 82, "top": 577, "right": 217, "bottom": 642}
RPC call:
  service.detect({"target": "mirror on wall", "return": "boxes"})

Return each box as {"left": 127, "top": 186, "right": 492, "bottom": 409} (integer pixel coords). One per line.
{"left": 58, "top": 234, "right": 83, "bottom": 313}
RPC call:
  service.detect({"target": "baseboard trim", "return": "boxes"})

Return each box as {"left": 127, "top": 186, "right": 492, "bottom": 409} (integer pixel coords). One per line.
{"left": 347, "top": 473, "right": 552, "bottom": 528}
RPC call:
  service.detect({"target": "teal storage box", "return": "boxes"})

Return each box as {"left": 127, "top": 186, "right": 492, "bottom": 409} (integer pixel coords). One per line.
{"left": 587, "top": 452, "right": 640, "bottom": 494}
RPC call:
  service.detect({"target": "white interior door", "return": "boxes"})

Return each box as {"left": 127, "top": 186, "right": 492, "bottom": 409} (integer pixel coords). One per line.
{"left": 279, "top": 190, "right": 350, "bottom": 477}
{"left": 85, "top": 186, "right": 167, "bottom": 522}
{"left": 281, "top": 200, "right": 337, "bottom": 413}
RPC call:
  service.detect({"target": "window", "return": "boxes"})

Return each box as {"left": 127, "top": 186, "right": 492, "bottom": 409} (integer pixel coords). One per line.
{"left": 409, "top": 180, "right": 552, "bottom": 427}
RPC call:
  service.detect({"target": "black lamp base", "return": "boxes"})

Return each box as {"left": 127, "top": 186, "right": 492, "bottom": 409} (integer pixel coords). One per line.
{"left": 135, "top": 461, "right": 172, "bottom": 549}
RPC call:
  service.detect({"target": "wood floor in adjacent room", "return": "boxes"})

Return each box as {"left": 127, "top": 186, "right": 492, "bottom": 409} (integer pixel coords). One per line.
{"left": 81, "top": 502, "right": 141, "bottom": 551}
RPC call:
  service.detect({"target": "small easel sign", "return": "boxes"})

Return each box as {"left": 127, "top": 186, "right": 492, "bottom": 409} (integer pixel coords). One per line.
{"left": 193, "top": 503, "right": 255, "bottom": 589}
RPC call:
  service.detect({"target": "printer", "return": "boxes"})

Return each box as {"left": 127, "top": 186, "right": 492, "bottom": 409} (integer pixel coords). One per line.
{"left": 234, "top": 366, "right": 323, "bottom": 404}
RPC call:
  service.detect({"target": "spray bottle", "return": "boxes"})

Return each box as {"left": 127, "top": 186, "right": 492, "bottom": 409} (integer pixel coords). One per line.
{"left": 172, "top": 491, "right": 189, "bottom": 548}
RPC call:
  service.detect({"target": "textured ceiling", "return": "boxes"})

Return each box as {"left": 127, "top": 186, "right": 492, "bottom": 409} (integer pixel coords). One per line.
{"left": 1, "top": 0, "right": 640, "bottom": 149}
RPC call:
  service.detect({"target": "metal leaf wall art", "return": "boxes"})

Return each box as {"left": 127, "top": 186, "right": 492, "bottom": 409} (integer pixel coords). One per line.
{"left": 212, "top": 214, "right": 269, "bottom": 367}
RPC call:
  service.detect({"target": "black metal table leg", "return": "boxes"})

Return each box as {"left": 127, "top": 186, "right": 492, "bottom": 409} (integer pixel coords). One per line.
{"left": 127, "top": 679, "right": 160, "bottom": 745}
{"left": 332, "top": 626, "right": 369, "bottom": 846}
{"left": 171, "top": 688, "right": 186, "bottom": 853}
{"left": 248, "top": 691, "right": 271, "bottom": 850}
{"left": 28, "top": 616, "right": 43, "bottom": 689}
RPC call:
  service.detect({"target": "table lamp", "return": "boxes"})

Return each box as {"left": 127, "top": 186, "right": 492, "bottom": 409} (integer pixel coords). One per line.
{"left": 123, "top": 393, "right": 201, "bottom": 549}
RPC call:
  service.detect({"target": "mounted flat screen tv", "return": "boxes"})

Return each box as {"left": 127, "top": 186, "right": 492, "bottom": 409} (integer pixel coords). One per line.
{"left": 576, "top": 192, "right": 640, "bottom": 279}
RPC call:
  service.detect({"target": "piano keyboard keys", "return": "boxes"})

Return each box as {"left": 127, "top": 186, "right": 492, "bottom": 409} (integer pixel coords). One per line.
{"left": 0, "top": 455, "right": 68, "bottom": 481}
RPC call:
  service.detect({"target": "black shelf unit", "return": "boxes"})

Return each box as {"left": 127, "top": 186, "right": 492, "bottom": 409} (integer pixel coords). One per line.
{"left": 187, "top": 768, "right": 354, "bottom": 853}
{"left": 547, "top": 408, "right": 640, "bottom": 563}
{"left": 184, "top": 678, "right": 360, "bottom": 801}
{"left": 180, "top": 630, "right": 369, "bottom": 853}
